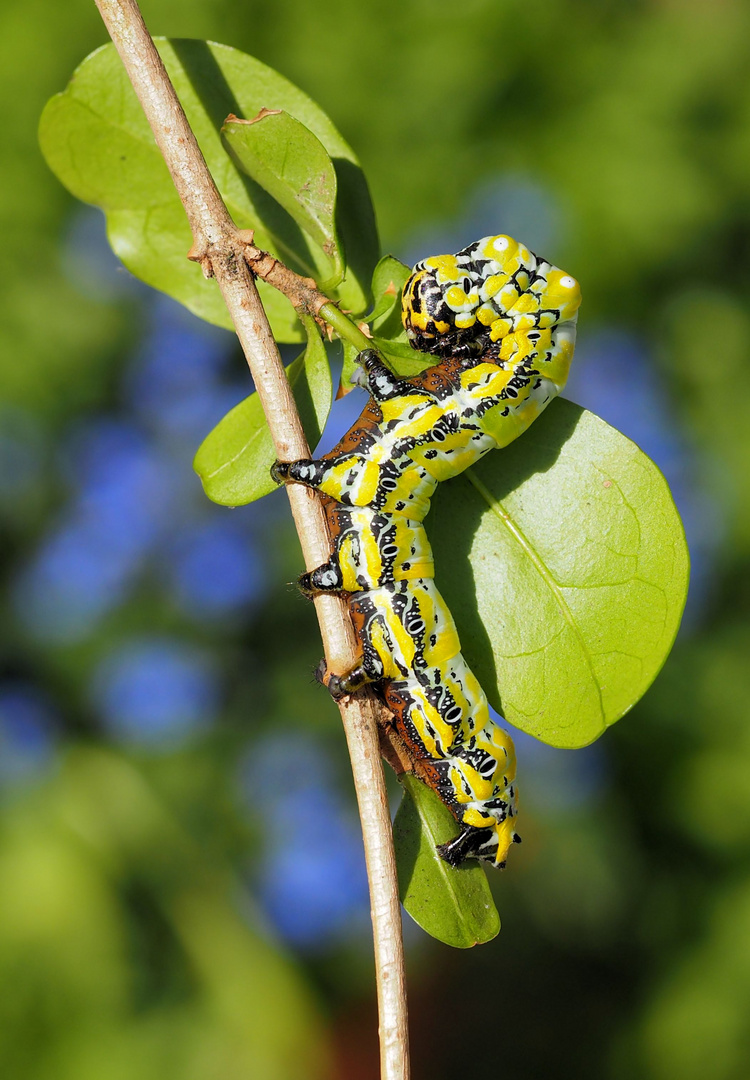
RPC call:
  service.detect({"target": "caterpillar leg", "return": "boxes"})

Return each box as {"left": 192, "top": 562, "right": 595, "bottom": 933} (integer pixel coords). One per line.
{"left": 271, "top": 453, "right": 380, "bottom": 507}
{"left": 437, "top": 821, "right": 522, "bottom": 868}
{"left": 351, "top": 349, "right": 419, "bottom": 401}
{"left": 315, "top": 656, "right": 381, "bottom": 699}
{"left": 271, "top": 458, "right": 328, "bottom": 488}
{"left": 436, "top": 825, "right": 496, "bottom": 867}
{"left": 328, "top": 663, "right": 378, "bottom": 698}
{"left": 298, "top": 557, "right": 344, "bottom": 598}
{"left": 317, "top": 597, "right": 391, "bottom": 699}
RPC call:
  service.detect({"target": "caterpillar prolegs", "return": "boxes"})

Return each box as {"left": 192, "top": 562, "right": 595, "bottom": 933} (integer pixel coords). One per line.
{"left": 273, "top": 235, "right": 581, "bottom": 868}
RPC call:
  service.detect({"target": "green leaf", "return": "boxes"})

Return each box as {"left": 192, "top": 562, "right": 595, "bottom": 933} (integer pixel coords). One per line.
{"left": 370, "top": 254, "right": 411, "bottom": 307}
{"left": 222, "top": 109, "right": 344, "bottom": 289}
{"left": 194, "top": 316, "right": 331, "bottom": 505}
{"left": 338, "top": 258, "right": 413, "bottom": 392}
{"left": 366, "top": 254, "right": 411, "bottom": 330}
{"left": 372, "top": 337, "right": 432, "bottom": 377}
{"left": 429, "top": 398, "right": 690, "bottom": 748}
{"left": 339, "top": 340, "right": 362, "bottom": 395}
{"left": 39, "top": 40, "right": 379, "bottom": 338}
{"left": 393, "top": 775, "right": 501, "bottom": 948}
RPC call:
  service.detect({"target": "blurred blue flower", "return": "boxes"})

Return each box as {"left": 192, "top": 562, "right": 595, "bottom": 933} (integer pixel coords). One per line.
{"left": 125, "top": 295, "right": 247, "bottom": 447}
{"left": 565, "top": 330, "right": 681, "bottom": 467}
{"left": 167, "top": 517, "right": 267, "bottom": 618}
{"left": 239, "top": 732, "right": 369, "bottom": 949}
{"left": 14, "top": 420, "right": 178, "bottom": 642}
{"left": 91, "top": 637, "right": 219, "bottom": 748}
{"left": 257, "top": 833, "right": 369, "bottom": 949}
{"left": 0, "top": 683, "right": 56, "bottom": 785}
{"left": 67, "top": 418, "right": 179, "bottom": 548}
{"left": 14, "top": 519, "right": 138, "bottom": 641}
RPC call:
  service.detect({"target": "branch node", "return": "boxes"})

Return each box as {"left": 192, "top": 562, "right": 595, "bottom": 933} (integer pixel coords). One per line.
{"left": 187, "top": 242, "right": 214, "bottom": 279}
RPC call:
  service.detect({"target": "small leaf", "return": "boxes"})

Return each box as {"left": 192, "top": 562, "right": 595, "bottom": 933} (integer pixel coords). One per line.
{"left": 372, "top": 337, "right": 432, "bottom": 377}
{"left": 223, "top": 110, "right": 344, "bottom": 289}
{"left": 194, "top": 315, "right": 331, "bottom": 505}
{"left": 40, "top": 40, "right": 379, "bottom": 337}
{"left": 393, "top": 775, "right": 501, "bottom": 948}
{"left": 429, "top": 398, "right": 690, "bottom": 748}
{"left": 366, "top": 254, "right": 411, "bottom": 331}
{"left": 370, "top": 255, "right": 411, "bottom": 309}
{"left": 339, "top": 340, "right": 363, "bottom": 395}
{"left": 338, "top": 259, "right": 414, "bottom": 392}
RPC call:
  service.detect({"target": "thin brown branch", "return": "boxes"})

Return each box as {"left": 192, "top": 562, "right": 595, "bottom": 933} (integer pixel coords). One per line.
{"left": 232, "top": 231, "right": 332, "bottom": 317}
{"left": 93, "top": 3, "right": 409, "bottom": 1077}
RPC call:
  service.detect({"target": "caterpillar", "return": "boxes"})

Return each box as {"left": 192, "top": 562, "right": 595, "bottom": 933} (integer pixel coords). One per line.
{"left": 273, "top": 234, "right": 581, "bottom": 867}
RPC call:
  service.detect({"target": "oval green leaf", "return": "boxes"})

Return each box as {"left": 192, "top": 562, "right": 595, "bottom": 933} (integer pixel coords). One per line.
{"left": 339, "top": 340, "right": 363, "bottom": 396}
{"left": 39, "top": 40, "right": 379, "bottom": 338}
{"left": 373, "top": 337, "right": 432, "bottom": 377}
{"left": 429, "top": 397, "right": 690, "bottom": 748}
{"left": 194, "top": 317, "right": 331, "bottom": 505}
{"left": 393, "top": 775, "right": 501, "bottom": 948}
{"left": 223, "top": 110, "right": 344, "bottom": 289}
{"left": 367, "top": 255, "right": 411, "bottom": 328}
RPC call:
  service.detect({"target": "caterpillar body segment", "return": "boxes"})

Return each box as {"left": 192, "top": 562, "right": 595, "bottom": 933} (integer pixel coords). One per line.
{"left": 275, "top": 235, "right": 580, "bottom": 868}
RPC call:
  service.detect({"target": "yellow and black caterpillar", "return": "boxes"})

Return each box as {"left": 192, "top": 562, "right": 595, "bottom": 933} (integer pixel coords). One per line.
{"left": 273, "top": 234, "right": 581, "bottom": 867}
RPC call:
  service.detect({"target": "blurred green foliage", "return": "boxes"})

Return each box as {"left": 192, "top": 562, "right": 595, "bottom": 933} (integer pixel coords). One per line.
{"left": 3, "top": 0, "right": 750, "bottom": 1077}
{"left": 0, "top": 748, "right": 329, "bottom": 1080}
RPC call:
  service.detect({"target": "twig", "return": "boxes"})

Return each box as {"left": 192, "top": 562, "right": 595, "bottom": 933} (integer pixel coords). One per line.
{"left": 93, "top": 3, "right": 410, "bottom": 1077}
{"left": 233, "top": 231, "right": 377, "bottom": 353}
{"left": 233, "top": 230, "right": 330, "bottom": 317}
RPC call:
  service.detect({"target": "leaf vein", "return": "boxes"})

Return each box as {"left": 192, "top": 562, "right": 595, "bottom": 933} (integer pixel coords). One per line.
{"left": 465, "top": 468, "right": 605, "bottom": 723}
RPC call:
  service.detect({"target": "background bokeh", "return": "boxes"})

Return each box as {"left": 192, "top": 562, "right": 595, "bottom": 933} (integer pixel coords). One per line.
{"left": 2, "top": 0, "right": 750, "bottom": 1076}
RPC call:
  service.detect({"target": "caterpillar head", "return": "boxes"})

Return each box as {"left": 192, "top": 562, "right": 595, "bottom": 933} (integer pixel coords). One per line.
{"left": 401, "top": 258, "right": 485, "bottom": 359}
{"left": 401, "top": 233, "right": 581, "bottom": 359}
